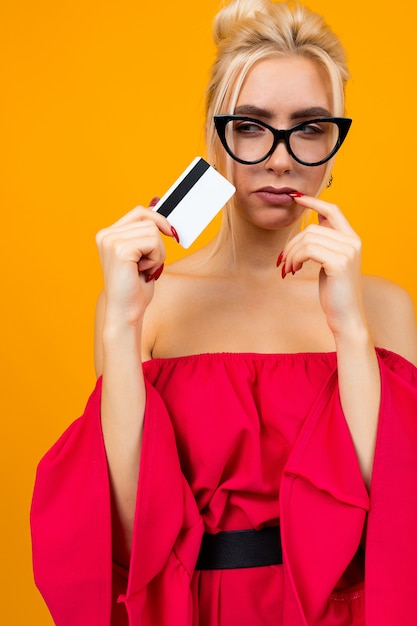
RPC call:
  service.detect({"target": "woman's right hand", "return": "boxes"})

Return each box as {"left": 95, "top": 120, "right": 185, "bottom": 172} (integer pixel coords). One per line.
{"left": 96, "top": 204, "right": 176, "bottom": 327}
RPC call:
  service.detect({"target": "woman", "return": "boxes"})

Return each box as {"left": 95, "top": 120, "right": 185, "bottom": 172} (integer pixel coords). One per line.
{"left": 31, "top": 0, "right": 417, "bottom": 625}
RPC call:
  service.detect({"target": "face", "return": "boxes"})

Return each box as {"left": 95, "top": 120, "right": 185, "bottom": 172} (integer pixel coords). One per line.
{"left": 221, "top": 55, "right": 333, "bottom": 230}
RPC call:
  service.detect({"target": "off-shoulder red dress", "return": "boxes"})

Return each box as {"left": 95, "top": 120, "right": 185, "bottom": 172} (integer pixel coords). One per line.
{"left": 31, "top": 350, "right": 417, "bottom": 625}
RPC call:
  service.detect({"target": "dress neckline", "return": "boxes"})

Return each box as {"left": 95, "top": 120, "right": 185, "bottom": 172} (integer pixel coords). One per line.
{"left": 143, "top": 347, "right": 400, "bottom": 367}
{"left": 144, "top": 350, "right": 338, "bottom": 365}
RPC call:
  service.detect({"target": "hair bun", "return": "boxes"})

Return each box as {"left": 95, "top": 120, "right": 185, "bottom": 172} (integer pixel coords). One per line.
{"left": 213, "top": 0, "right": 269, "bottom": 45}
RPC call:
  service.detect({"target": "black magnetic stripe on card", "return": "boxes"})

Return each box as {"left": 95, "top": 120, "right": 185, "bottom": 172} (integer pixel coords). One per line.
{"left": 156, "top": 158, "right": 211, "bottom": 218}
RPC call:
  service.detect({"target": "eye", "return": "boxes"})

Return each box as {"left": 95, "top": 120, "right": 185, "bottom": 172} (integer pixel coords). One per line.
{"left": 233, "top": 120, "right": 267, "bottom": 135}
{"left": 294, "top": 121, "right": 325, "bottom": 136}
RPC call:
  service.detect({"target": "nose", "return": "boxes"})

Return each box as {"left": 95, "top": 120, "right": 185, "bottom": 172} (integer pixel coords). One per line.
{"left": 264, "top": 139, "right": 293, "bottom": 174}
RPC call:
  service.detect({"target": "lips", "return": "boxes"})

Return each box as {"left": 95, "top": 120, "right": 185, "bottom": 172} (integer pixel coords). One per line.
{"left": 254, "top": 186, "right": 301, "bottom": 206}
{"left": 256, "top": 186, "right": 299, "bottom": 195}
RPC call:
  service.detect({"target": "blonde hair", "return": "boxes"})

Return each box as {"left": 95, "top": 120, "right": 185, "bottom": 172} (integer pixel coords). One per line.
{"left": 204, "top": 0, "right": 350, "bottom": 247}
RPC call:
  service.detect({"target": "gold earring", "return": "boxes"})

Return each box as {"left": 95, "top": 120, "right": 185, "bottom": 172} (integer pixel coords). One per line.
{"left": 326, "top": 174, "right": 333, "bottom": 188}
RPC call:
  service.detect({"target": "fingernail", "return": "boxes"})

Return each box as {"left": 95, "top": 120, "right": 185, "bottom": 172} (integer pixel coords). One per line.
{"left": 281, "top": 264, "right": 287, "bottom": 279}
{"left": 145, "top": 263, "right": 164, "bottom": 282}
{"left": 148, "top": 196, "right": 160, "bottom": 207}
{"left": 171, "top": 226, "right": 180, "bottom": 244}
{"left": 276, "top": 251, "right": 284, "bottom": 267}
{"left": 288, "top": 191, "right": 304, "bottom": 198}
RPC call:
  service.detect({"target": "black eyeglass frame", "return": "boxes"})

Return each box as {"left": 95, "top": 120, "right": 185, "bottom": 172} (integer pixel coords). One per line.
{"left": 213, "top": 114, "right": 352, "bottom": 167}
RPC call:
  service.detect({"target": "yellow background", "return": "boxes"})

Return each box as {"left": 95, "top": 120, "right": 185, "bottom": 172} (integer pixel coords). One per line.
{"left": 1, "top": 0, "right": 415, "bottom": 623}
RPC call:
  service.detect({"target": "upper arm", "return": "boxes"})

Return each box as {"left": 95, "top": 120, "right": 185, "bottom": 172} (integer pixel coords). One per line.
{"left": 363, "top": 276, "right": 417, "bottom": 366}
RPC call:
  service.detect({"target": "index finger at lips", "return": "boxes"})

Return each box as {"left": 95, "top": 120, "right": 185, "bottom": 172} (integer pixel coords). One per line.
{"left": 294, "top": 195, "right": 355, "bottom": 235}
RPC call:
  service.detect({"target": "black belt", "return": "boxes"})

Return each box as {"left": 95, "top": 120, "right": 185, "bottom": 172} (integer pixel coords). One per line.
{"left": 195, "top": 526, "right": 282, "bottom": 570}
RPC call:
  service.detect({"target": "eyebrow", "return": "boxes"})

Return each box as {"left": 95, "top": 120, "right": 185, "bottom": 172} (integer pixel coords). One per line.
{"left": 233, "top": 105, "right": 332, "bottom": 120}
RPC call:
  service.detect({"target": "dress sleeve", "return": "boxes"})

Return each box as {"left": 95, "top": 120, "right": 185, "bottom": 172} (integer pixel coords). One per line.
{"left": 365, "top": 351, "right": 417, "bottom": 625}
{"left": 30, "top": 377, "right": 204, "bottom": 626}
{"left": 279, "top": 350, "right": 417, "bottom": 626}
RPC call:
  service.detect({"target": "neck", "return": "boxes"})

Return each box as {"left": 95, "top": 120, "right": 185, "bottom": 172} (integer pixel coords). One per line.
{"left": 207, "top": 211, "right": 304, "bottom": 276}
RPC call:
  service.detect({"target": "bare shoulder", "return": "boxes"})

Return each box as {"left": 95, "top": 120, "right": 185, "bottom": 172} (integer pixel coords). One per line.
{"left": 362, "top": 274, "right": 417, "bottom": 365}
{"left": 141, "top": 250, "right": 211, "bottom": 360}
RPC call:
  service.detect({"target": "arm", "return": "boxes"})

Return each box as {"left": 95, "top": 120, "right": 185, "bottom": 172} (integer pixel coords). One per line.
{"left": 332, "top": 280, "right": 417, "bottom": 486}
{"left": 282, "top": 197, "right": 393, "bottom": 488}
{"left": 95, "top": 205, "right": 174, "bottom": 566}
{"left": 332, "top": 323, "right": 380, "bottom": 488}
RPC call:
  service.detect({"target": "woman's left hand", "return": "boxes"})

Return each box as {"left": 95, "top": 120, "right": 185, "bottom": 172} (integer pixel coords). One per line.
{"left": 281, "top": 195, "right": 367, "bottom": 339}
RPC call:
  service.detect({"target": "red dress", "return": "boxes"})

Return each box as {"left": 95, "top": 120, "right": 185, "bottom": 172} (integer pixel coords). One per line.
{"left": 31, "top": 350, "right": 417, "bottom": 625}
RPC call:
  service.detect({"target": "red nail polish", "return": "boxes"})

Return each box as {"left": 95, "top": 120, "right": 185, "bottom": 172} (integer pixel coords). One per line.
{"left": 288, "top": 191, "right": 304, "bottom": 198}
{"left": 148, "top": 196, "right": 160, "bottom": 207}
{"left": 145, "top": 263, "right": 164, "bottom": 282}
{"left": 171, "top": 226, "right": 180, "bottom": 244}
{"left": 276, "top": 251, "right": 284, "bottom": 267}
{"left": 153, "top": 264, "right": 164, "bottom": 281}
{"left": 281, "top": 264, "right": 287, "bottom": 279}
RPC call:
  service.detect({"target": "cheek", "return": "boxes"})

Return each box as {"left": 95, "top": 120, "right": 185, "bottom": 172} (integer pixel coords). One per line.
{"left": 312, "top": 162, "right": 333, "bottom": 195}
{"left": 231, "top": 161, "right": 258, "bottom": 188}
{"left": 302, "top": 165, "right": 328, "bottom": 197}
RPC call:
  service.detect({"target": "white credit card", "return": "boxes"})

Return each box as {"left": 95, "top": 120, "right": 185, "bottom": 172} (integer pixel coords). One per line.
{"left": 152, "top": 157, "right": 235, "bottom": 248}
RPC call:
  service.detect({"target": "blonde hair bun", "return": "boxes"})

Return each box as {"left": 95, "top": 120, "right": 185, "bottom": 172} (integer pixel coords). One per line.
{"left": 213, "top": 0, "right": 270, "bottom": 45}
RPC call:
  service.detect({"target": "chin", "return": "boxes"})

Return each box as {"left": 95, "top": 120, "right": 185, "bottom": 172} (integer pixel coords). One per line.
{"left": 252, "top": 208, "right": 304, "bottom": 230}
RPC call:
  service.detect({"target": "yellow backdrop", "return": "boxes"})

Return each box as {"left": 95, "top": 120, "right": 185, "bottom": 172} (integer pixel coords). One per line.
{"left": 1, "top": 0, "right": 415, "bottom": 623}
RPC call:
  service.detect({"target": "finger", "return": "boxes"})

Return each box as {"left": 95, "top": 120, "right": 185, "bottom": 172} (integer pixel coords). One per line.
{"left": 136, "top": 237, "right": 167, "bottom": 271}
{"left": 98, "top": 219, "right": 162, "bottom": 242}
{"left": 98, "top": 224, "right": 166, "bottom": 269}
{"left": 96, "top": 213, "right": 178, "bottom": 258}
{"left": 145, "top": 263, "right": 164, "bottom": 283}
{"left": 285, "top": 224, "right": 359, "bottom": 259}
{"left": 291, "top": 194, "right": 356, "bottom": 235}
{"left": 284, "top": 232, "right": 360, "bottom": 275}
{"left": 104, "top": 205, "right": 174, "bottom": 238}
{"left": 148, "top": 196, "right": 160, "bottom": 207}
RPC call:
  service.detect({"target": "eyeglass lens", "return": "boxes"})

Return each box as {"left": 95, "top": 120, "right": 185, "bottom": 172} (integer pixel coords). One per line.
{"left": 225, "top": 119, "right": 340, "bottom": 165}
